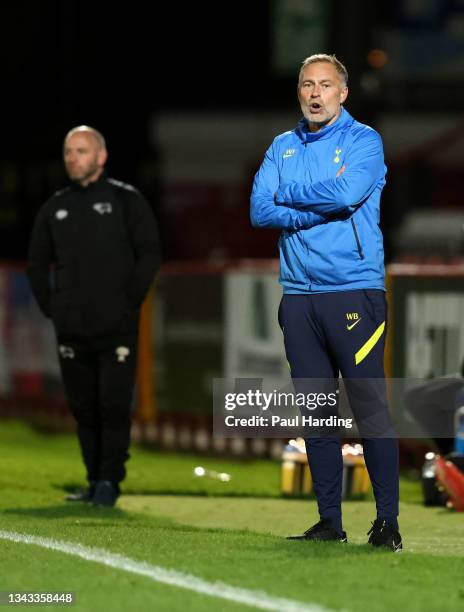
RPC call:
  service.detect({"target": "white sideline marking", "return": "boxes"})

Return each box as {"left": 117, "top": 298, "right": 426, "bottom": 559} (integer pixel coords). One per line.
{"left": 0, "top": 530, "right": 337, "bottom": 612}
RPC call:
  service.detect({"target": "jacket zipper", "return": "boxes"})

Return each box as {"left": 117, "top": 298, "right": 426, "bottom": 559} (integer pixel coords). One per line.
{"left": 351, "top": 218, "right": 364, "bottom": 259}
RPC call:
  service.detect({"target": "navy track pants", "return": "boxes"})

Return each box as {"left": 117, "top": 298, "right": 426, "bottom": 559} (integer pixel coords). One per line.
{"left": 278, "top": 290, "right": 399, "bottom": 533}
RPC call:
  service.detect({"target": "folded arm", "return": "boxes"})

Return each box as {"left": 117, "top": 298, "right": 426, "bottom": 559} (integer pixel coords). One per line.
{"left": 250, "top": 143, "right": 329, "bottom": 231}
{"left": 275, "top": 130, "right": 385, "bottom": 216}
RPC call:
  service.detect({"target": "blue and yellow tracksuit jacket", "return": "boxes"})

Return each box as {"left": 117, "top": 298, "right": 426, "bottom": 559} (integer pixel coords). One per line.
{"left": 250, "top": 108, "right": 387, "bottom": 294}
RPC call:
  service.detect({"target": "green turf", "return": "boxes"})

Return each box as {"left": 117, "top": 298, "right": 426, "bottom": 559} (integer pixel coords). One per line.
{"left": 0, "top": 420, "right": 463, "bottom": 612}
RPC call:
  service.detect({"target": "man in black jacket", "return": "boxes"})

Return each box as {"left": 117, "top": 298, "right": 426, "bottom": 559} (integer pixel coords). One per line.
{"left": 27, "top": 125, "right": 161, "bottom": 506}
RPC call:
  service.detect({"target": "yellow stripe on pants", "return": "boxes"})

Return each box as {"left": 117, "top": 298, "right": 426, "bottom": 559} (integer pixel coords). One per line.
{"left": 355, "top": 321, "right": 385, "bottom": 365}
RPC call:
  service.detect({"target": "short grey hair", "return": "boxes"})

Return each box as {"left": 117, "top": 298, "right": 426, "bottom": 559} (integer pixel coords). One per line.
{"left": 298, "top": 54, "right": 348, "bottom": 86}
{"left": 64, "top": 125, "right": 107, "bottom": 150}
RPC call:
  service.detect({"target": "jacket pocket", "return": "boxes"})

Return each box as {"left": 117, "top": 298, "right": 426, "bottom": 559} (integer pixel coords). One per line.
{"left": 363, "top": 290, "right": 387, "bottom": 326}
{"left": 50, "top": 292, "right": 82, "bottom": 334}
{"left": 351, "top": 218, "right": 364, "bottom": 260}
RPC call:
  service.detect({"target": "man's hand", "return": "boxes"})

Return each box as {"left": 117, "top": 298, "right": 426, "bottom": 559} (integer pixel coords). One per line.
{"left": 336, "top": 164, "right": 346, "bottom": 177}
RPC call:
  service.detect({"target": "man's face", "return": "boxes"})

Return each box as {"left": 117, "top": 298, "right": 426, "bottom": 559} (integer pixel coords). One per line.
{"left": 297, "top": 62, "right": 348, "bottom": 132}
{"left": 63, "top": 132, "right": 107, "bottom": 186}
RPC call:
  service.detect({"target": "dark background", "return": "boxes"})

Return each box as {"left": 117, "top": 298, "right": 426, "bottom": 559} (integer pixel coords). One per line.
{"left": 3, "top": 1, "right": 464, "bottom": 261}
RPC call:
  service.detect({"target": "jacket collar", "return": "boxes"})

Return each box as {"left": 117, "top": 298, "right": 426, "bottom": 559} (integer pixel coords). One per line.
{"left": 296, "top": 107, "right": 353, "bottom": 143}
{"left": 69, "top": 170, "right": 107, "bottom": 191}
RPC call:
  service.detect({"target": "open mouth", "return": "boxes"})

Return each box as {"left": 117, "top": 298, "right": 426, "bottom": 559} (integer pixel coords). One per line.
{"left": 309, "top": 103, "right": 323, "bottom": 113}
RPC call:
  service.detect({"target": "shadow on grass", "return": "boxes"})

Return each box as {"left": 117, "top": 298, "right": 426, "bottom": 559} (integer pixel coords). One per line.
{"left": 53, "top": 482, "right": 377, "bottom": 502}
{"left": 55, "top": 482, "right": 282, "bottom": 499}
{"left": 272, "top": 539, "right": 404, "bottom": 560}
{"left": 2, "top": 504, "right": 130, "bottom": 521}
{"left": 53, "top": 482, "right": 87, "bottom": 494}
{"left": 0, "top": 503, "right": 420, "bottom": 561}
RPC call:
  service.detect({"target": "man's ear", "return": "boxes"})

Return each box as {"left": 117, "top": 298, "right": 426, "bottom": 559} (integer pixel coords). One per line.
{"left": 340, "top": 87, "right": 348, "bottom": 104}
{"left": 98, "top": 148, "right": 108, "bottom": 167}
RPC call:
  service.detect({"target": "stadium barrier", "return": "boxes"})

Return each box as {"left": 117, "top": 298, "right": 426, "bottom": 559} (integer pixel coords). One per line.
{"left": 1, "top": 260, "right": 464, "bottom": 461}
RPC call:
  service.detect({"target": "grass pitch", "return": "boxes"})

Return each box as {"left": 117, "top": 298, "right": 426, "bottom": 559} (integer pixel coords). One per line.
{"left": 0, "top": 420, "right": 463, "bottom": 612}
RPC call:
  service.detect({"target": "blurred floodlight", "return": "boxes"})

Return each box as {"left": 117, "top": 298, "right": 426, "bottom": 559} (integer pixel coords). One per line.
{"left": 367, "top": 49, "right": 389, "bottom": 69}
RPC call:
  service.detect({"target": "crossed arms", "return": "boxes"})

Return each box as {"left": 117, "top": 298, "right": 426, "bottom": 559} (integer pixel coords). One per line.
{"left": 250, "top": 130, "right": 384, "bottom": 231}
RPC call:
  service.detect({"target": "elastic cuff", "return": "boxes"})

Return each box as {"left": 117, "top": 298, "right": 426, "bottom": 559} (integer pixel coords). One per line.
{"left": 378, "top": 516, "right": 399, "bottom": 530}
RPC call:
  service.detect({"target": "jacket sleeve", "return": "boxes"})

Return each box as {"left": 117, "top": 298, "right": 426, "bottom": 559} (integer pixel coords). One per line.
{"left": 250, "top": 142, "right": 329, "bottom": 230}
{"left": 275, "top": 130, "right": 385, "bottom": 216}
{"left": 26, "top": 205, "right": 54, "bottom": 318}
{"left": 125, "top": 190, "right": 162, "bottom": 308}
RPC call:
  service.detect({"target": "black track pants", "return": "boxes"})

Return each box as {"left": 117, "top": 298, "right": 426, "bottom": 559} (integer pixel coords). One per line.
{"left": 57, "top": 333, "right": 138, "bottom": 484}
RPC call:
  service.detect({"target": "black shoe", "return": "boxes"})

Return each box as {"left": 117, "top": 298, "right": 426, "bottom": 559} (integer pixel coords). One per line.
{"left": 91, "top": 480, "right": 120, "bottom": 507}
{"left": 287, "top": 519, "right": 347, "bottom": 542}
{"left": 65, "top": 483, "right": 96, "bottom": 502}
{"left": 367, "top": 519, "right": 402, "bottom": 552}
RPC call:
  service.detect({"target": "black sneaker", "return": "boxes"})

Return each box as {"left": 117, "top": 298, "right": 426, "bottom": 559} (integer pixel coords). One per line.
{"left": 91, "top": 480, "right": 120, "bottom": 507}
{"left": 287, "top": 519, "right": 347, "bottom": 542}
{"left": 367, "top": 519, "right": 402, "bottom": 552}
{"left": 65, "top": 482, "right": 96, "bottom": 502}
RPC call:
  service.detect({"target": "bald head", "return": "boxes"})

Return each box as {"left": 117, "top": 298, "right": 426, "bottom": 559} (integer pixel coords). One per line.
{"left": 65, "top": 125, "right": 106, "bottom": 150}
{"left": 63, "top": 125, "right": 108, "bottom": 187}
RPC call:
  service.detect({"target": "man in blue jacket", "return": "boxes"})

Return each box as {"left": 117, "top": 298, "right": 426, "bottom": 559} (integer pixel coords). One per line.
{"left": 250, "top": 54, "right": 402, "bottom": 551}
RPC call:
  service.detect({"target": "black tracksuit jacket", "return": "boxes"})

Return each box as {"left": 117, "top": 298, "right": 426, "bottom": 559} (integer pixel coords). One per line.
{"left": 27, "top": 173, "right": 161, "bottom": 338}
